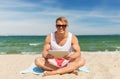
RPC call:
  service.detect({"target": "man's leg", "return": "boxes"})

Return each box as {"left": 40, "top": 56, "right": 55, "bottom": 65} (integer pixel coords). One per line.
{"left": 35, "top": 56, "right": 58, "bottom": 71}
{"left": 43, "top": 57, "right": 85, "bottom": 76}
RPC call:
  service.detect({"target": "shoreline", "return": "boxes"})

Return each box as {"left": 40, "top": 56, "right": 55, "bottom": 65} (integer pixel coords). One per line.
{"left": 0, "top": 51, "right": 120, "bottom": 55}
{"left": 0, "top": 52, "right": 120, "bottom": 79}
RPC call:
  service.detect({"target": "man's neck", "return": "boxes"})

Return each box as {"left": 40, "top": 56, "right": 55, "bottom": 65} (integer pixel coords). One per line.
{"left": 55, "top": 31, "right": 68, "bottom": 39}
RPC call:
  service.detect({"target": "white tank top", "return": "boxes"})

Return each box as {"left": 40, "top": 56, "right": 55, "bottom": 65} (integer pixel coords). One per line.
{"left": 50, "top": 32, "right": 72, "bottom": 52}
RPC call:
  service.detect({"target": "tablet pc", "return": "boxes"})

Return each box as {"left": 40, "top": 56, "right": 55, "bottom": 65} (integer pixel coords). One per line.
{"left": 48, "top": 50, "right": 69, "bottom": 58}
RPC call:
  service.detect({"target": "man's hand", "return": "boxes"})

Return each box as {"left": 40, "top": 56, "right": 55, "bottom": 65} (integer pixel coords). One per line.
{"left": 63, "top": 53, "right": 73, "bottom": 60}
{"left": 46, "top": 53, "right": 54, "bottom": 59}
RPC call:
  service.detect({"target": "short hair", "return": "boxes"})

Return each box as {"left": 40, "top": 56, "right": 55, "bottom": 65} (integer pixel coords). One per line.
{"left": 56, "top": 17, "right": 68, "bottom": 25}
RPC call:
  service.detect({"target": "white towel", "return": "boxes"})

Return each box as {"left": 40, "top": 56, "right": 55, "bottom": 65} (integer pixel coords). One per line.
{"left": 20, "top": 62, "right": 44, "bottom": 75}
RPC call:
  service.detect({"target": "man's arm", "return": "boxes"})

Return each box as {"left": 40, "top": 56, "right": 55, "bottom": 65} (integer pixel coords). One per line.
{"left": 64, "top": 35, "right": 81, "bottom": 60}
{"left": 42, "top": 34, "right": 51, "bottom": 58}
{"left": 71, "top": 35, "right": 81, "bottom": 58}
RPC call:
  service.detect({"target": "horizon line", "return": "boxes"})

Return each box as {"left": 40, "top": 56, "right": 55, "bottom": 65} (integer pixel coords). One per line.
{"left": 0, "top": 34, "right": 120, "bottom": 36}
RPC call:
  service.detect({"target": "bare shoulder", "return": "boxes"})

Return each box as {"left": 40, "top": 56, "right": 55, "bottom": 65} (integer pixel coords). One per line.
{"left": 46, "top": 34, "right": 51, "bottom": 39}
{"left": 72, "top": 34, "right": 78, "bottom": 44}
{"left": 45, "top": 34, "right": 51, "bottom": 43}
{"left": 43, "top": 34, "right": 51, "bottom": 53}
{"left": 71, "top": 34, "right": 80, "bottom": 52}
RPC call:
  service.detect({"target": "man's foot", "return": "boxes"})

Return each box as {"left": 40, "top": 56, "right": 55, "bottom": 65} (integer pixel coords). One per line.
{"left": 70, "top": 70, "right": 78, "bottom": 75}
{"left": 42, "top": 70, "right": 78, "bottom": 77}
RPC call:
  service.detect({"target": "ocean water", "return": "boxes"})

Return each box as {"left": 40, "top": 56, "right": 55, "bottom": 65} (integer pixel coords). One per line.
{"left": 0, "top": 35, "right": 120, "bottom": 54}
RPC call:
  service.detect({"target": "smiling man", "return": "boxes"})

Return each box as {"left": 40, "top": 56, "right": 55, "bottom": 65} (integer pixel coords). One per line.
{"left": 35, "top": 17, "right": 85, "bottom": 76}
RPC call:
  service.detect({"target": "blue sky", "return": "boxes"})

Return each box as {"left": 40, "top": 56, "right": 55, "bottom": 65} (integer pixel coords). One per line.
{"left": 0, "top": 0, "right": 120, "bottom": 35}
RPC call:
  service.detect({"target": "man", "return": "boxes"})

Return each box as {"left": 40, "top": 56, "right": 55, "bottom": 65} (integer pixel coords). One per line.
{"left": 35, "top": 17, "right": 85, "bottom": 76}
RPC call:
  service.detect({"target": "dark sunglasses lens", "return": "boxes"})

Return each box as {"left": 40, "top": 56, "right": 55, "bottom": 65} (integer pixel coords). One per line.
{"left": 56, "top": 25, "right": 67, "bottom": 27}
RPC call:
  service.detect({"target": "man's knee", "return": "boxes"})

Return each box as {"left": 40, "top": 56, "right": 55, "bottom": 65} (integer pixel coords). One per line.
{"left": 35, "top": 57, "right": 43, "bottom": 66}
{"left": 34, "top": 57, "right": 39, "bottom": 66}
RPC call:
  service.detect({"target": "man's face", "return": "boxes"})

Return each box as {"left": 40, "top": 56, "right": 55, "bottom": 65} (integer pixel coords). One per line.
{"left": 56, "top": 20, "right": 68, "bottom": 34}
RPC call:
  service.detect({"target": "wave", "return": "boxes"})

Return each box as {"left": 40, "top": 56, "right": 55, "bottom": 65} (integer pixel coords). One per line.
{"left": 21, "top": 52, "right": 41, "bottom": 54}
{"left": 29, "top": 43, "right": 42, "bottom": 46}
{"left": 116, "top": 47, "right": 120, "bottom": 49}
{"left": 0, "top": 52, "right": 42, "bottom": 54}
{"left": 0, "top": 50, "right": 120, "bottom": 55}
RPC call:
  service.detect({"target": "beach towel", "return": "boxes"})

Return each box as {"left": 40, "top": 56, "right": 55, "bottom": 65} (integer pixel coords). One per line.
{"left": 20, "top": 62, "right": 90, "bottom": 75}
{"left": 20, "top": 62, "right": 44, "bottom": 75}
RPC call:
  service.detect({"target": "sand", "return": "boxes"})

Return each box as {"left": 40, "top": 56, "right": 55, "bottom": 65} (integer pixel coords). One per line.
{"left": 0, "top": 52, "right": 120, "bottom": 79}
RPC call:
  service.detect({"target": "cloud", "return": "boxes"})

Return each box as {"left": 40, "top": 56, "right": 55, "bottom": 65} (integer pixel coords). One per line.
{"left": 0, "top": 0, "right": 37, "bottom": 8}
{"left": 0, "top": 19, "right": 55, "bottom": 35}
{"left": 0, "top": 0, "right": 120, "bottom": 35}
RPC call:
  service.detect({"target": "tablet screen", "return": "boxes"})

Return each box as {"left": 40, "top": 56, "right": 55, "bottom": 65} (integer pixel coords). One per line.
{"left": 48, "top": 50, "right": 68, "bottom": 58}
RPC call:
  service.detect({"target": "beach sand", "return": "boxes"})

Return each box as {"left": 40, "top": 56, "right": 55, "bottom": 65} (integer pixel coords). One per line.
{"left": 0, "top": 52, "right": 120, "bottom": 79}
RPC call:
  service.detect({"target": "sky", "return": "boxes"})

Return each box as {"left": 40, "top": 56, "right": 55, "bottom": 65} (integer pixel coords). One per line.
{"left": 0, "top": 0, "right": 120, "bottom": 35}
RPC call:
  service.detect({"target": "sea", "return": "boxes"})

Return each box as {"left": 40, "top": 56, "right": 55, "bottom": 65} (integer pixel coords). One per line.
{"left": 0, "top": 35, "right": 120, "bottom": 54}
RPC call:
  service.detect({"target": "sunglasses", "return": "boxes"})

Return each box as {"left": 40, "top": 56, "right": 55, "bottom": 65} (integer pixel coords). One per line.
{"left": 56, "top": 24, "right": 67, "bottom": 28}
